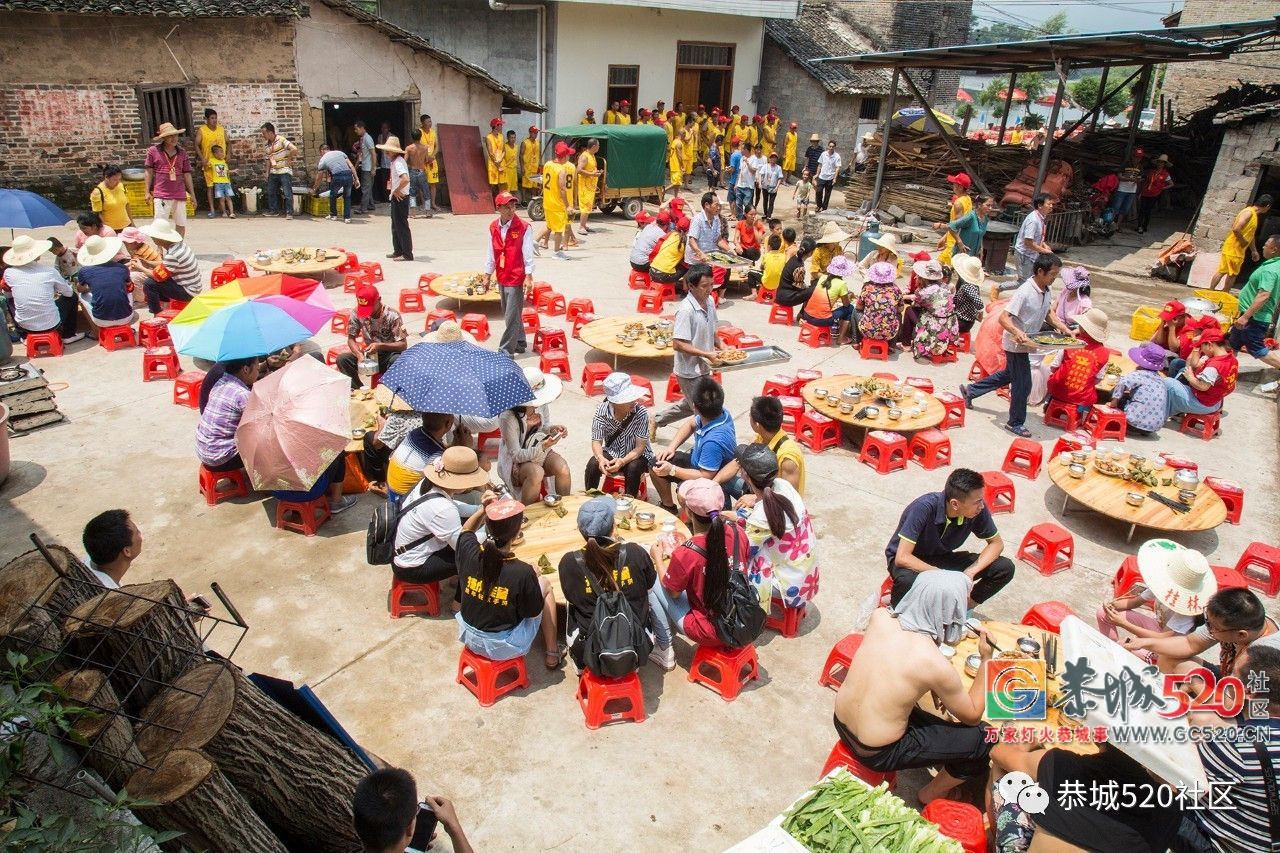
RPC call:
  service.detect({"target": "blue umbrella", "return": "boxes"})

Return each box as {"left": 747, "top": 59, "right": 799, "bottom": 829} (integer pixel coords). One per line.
{"left": 380, "top": 340, "right": 533, "bottom": 417}
{"left": 0, "top": 188, "right": 72, "bottom": 230}
{"left": 176, "top": 300, "right": 313, "bottom": 361}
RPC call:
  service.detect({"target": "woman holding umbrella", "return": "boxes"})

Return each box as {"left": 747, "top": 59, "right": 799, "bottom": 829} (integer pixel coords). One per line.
{"left": 196, "top": 357, "right": 260, "bottom": 473}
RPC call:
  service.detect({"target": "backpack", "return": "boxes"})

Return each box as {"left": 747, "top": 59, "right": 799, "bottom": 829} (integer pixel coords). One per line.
{"left": 682, "top": 525, "right": 766, "bottom": 648}
{"left": 581, "top": 551, "right": 653, "bottom": 678}
{"left": 366, "top": 489, "right": 447, "bottom": 565}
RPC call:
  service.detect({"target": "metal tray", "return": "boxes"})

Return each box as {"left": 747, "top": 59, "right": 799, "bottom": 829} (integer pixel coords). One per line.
{"left": 717, "top": 345, "right": 791, "bottom": 372}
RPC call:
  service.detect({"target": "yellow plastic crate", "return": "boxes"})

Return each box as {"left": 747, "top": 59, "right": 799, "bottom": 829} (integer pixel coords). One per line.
{"left": 307, "top": 196, "right": 344, "bottom": 217}
{"left": 1129, "top": 306, "right": 1161, "bottom": 341}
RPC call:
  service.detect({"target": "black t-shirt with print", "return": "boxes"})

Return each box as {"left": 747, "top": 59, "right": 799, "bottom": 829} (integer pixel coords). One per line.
{"left": 557, "top": 542, "right": 656, "bottom": 642}
{"left": 456, "top": 531, "right": 543, "bottom": 633}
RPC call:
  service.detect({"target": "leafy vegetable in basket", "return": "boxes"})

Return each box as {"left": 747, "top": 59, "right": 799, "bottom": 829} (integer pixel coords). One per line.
{"left": 782, "top": 771, "right": 962, "bottom": 852}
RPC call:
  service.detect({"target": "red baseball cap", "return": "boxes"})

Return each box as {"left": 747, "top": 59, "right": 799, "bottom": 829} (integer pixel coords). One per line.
{"left": 620, "top": 99, "right": 630, "bottom": 106}
{"left": 947, "top": 172, "right": 972, "bottom": 188}
{"left": 718, "top": 116, "right": 729, "bottom": 125}
{"left": 789, "top": 121, "right": 798, "bottom": 129}
{"left": 676, "top": 215, "right": 691, "bottom": 231}
{"left": 528, "top": 125, "right": 539, "bottom": 134}
{"left": 654, "top": 116, "right": 666, "bottom": 126}
{"left": 635, "top": 210, "right": 655, "bottom": 225}
{"left": 753, "top": 114, "right": 763, "bottom": 122}
{"left": 554, "top": 141, "right": 574, "bottom": 158}
{"left": 1197, "top": 325, "right": 1225, "bottom": 344}
{"left": 1159, "top": 300, "right": 1187, "bottom": 321}
{"left": 640, "top": 108, "right": 651, "bottom": 117}
{"left": 490, "top": 117, "right": 504, "bottom": 128}
{"left": 668, "top": 197, "right": 687, "bottom": 211}
{"left": 494, "top": 191, "right": 518, "bottom": 206}
{"left": 655, "top": 210, "right": 672, "bottom": 226}
{"left": 355, "top": 284, "right": 380, "bottom": 318}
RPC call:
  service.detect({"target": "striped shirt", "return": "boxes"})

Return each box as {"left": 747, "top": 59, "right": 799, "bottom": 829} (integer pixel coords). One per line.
{"left": 1192, "top": 718, "right": 1280, "bottom": 852}
{"left": 195, "top": 375, "right": 250, "bottom": 466}
{"left": 162, "top": 243, "right": 203, "bottom": 298}
{"left": 591, "top": 401, "right": 654, "bottom": 464}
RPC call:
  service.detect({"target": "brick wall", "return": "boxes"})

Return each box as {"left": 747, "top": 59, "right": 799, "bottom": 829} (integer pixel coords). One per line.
{"left": 863, "top": 0, "right": 971, "bottom": 109}
{"left": 1196, "top": 116, "right": 1280, "bottom": 243}
{"left": 1163, "top": 0, "right": 1280, "bottom": 115}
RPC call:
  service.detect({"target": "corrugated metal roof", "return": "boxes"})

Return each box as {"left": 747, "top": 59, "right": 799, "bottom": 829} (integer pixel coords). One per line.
{"left": 765, "top": 1, "right": 893, "bottom": 96}
{"left": 557, "top": 0, "right": 798, "bottom": 18}
{"left": 0, "top": 0, "right": 303, "bottom": 15}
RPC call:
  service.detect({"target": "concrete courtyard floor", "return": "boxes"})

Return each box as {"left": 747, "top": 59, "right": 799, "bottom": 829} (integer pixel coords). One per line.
{"left": 3, "top": 192, "right": 1277, "bottom": 851}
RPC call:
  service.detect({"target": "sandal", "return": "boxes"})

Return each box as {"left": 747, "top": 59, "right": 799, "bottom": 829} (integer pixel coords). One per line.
{"left": 545, "top": 643, "right": 567, "bottom": 670}
{"left": 1004, "top": 423, "right": 1034, "bottom": 438}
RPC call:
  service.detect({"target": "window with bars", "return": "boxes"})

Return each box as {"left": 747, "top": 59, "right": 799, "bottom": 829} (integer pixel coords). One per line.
{"left": 608, "top": 66, "right": 639, "bottom": 87}
{"left": 137, "top": 85, "right": 193, "bottom": 143}
{"left": 677, "top": 42, "right": 733, "bottom": 69}
{"left": 859, "top": 98, "right": 882, "bottom": 121}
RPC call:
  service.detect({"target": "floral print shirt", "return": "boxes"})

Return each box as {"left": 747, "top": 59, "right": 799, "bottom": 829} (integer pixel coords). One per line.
{"left": 855, "top": 281, "right": 903, "bottom": 341}
{"left": 744, "top": 479, "right": 818, "bottom": 608}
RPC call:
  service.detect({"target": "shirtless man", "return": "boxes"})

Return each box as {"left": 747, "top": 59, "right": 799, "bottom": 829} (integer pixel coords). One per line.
{"left": 405, "top": 133, "right": 431, "bottom": 219}
{"left": 835, "top": 570, "right": 995, "bottom": 803}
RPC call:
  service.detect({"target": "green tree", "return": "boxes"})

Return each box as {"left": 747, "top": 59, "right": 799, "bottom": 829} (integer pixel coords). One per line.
{"left": 1070, "top": 75, "right": 1128, "bottom": 117}
{"left": 1039, "top": 11, "right": 1071, "bottom": 35}
{"left": 1019, "top": 72, "right": 1047, "bottom": 113}
{"left": 977, "top": 78, "right": 1007, "bottom": 118}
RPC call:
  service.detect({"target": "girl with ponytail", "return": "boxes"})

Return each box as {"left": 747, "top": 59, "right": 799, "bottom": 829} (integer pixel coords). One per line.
{"left": 735, "top": 443, "right": 819, "bottom": 611}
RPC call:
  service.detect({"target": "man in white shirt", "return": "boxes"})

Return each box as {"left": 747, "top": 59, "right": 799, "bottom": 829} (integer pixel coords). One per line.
{"left": 392, "top": 448, "right": 493, "bottom": 591}
{"left": 2, "top": 237, "right": 82, "bottom": 342}
{"left": 82, "top": 509, "right": 143, "bottom": 589}
{"left": 484, "top": 191, "right": 536, "bottom": 356}
{"left": 815, "top": 139, "right": 842, "bottom": 212}
{"left": 733, "top": 140, "right": 757, "bottom": 220}
{"left": 1014, "top": 193, "right": 1055, "bottom": 281}
{"left": 378, "top": 136, "right": 413, "bottom": 262}
{"left": 354, "top": 120, "right": 376, "bottom": 212}
{"left": 260, "top": 122, "right": 297, "bottom": 219}
{"left": 630, "top": 211, "right": 670, "bottom": 273}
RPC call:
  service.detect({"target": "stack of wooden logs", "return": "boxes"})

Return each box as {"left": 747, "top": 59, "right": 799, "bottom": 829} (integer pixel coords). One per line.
{"left": 1, "top": 362, "right": 64, "bottom": 434}
{"left": 0, "top": 545, "right": 367, "bottom": 851}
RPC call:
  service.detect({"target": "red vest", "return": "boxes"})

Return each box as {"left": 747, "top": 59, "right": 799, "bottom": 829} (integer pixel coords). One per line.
{"left": 489, "top": 215, "right": 528, "bottom": 287}
{"left": 1194, "top": 351, "right": 1238, "bottom": 408}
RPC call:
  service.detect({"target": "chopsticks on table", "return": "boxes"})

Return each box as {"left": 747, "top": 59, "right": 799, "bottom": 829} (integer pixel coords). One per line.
{"left": 1148, "top": 492, "right": 1191, "bottom": 514}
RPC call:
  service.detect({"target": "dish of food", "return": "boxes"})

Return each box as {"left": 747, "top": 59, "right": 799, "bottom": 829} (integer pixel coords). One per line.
{"left": 1093, "top": 457, "right": 1126, "bottom": 478}
{"left": 997, "top": 650, "right": 1032, "bottom": 660}
{"left": 1104, "top": 362, "right": 1123, "bottom": 377}
{"left": 718, "top": 349, "right": 749, "bottom": 364}
{"left": 1030, "top": 333, "right": 1084, "bottom": 348}
{"left": 705, "top": 251, "right": 748, "bottom": 266}
{"left": 623, "top": 321, "right": 646, "bottom": 335}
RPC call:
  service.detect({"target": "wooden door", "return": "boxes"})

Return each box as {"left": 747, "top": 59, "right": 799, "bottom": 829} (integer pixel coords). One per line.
{"left": 674, "top": 70, "right": 700, "bottom": 113}
{"left": 436, "top": 124, "right": 496, "bottom": 216}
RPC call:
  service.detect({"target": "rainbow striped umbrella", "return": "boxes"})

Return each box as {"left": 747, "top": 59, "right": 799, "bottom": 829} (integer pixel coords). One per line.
{"left": 168, "top": 274, "right": 335, "bottom": 351}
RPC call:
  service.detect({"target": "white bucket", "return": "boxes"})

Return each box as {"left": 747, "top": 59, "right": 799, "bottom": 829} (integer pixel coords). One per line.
{"left": 241, "top": 187, "right": 261, "bottom": 213}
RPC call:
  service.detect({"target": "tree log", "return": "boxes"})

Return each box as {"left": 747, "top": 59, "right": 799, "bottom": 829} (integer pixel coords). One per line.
{"left": 124, "top": 748, "right": 287, "bottom": 853}
{"left": 52, "top": 669, "right": 146, "bottom": 788}
{"left": 0, "top": 546, "right": 101, "bottom": 675}
{"left": 62, "top": 580, "right": 204, "bottom": 714}
{"left": 135, "top": 662, "right": 365, "bottom": 853}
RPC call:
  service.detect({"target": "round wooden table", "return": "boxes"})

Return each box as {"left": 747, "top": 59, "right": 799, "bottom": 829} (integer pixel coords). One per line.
{"left": 346, "top": 390, "right": 379, "bottom": 453}
{"left": 579, "top": 315, "right": 677, "bottom": 368}
{"left": 1048, "top": 456, "right": 1226, "bottom": 543}
{"left": 511, "top": 493, "right": 689, "bottom": 602}
{"left": 429, "top": 272, "right": 502, "bottom": 311}
{"left": 799, "top": 374, "right": 946, "bottom": 432}
{"left": 1096, "top": 352, "right": 1137, "bottom": 395}
{"left": 247, "top": 248, "right": 346, "bottom": 277}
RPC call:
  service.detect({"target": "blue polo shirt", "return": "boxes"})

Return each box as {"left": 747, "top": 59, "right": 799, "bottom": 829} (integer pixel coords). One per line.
{"left": 690, "top": 410, "right": 737, "bottom": 473}
{"left": 885, "top": 491, "right": 999, "bottom": 566}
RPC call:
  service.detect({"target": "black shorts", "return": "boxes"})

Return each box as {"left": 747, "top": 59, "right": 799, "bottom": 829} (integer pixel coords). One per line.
{"left": 834, "top": 708, "right": 993, "bottom": 780}
{"left": 630, "top": 261, "right": 651, "bottom": 273}
{"left": 649, "top": 268, "right": 681, "bottom": 284}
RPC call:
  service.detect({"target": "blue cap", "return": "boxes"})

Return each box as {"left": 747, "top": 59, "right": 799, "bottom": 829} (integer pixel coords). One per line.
{"left": 577, "top": 496, "right": 617, "bottom": 539}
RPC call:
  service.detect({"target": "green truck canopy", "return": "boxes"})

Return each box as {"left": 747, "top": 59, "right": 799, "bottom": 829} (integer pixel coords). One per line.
{"left": 542, "top": 124, "right": 668, "bottom": 189}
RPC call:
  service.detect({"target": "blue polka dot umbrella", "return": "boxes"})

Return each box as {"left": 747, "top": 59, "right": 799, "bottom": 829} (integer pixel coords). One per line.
{"left": 379, "top": 340, "right": 533, "bottom": 417}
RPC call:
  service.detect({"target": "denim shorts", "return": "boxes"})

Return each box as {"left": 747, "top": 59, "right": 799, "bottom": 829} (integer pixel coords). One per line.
{"left": 213, "top": 183, "right": 235, "bottom": 199}
{"left": 456, "top": 611, "right": 541, "bottom": 660}
{"left": 1228, "top": 318, "right": 1270, "bottom": 358}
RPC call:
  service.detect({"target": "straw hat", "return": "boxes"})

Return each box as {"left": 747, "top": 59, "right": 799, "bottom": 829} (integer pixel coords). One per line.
{"left": 152, "top": 122, "right": 184, "bottom": 141}
{"left": 1071, "top": 308, "right": 1109, "bottom": 342}
{"left": 809, "top": 133, "right": 821, "bottom": 142}
{"left": 375, "top": 135, "right": 405, "bottom": 155}
{"left": 423, "top": 446, "right": 492, "bottom": 491}
{"left": 140, "top": 218, "right": 183, "bottom": 244}
{"left": 815, "top": 221, "right": 851, "bottom": 244}
{"left": 76, "top": 235, "right": 123, "bottom": 267}
{"left": 951, "top": 253, "right": 985, "bottom": 286}
{"left": 1136, "top": 539, "right": 1216, "bottom": 616}
{"left": 423, "top": 319, "right": 476, "bottom": 344}
{"left": 912, "top": 259, "right": 944, "bottom": 281}
{"left": 522, "top": 365, "right": 563, "bottom": 409}
{"left": 869, "top": 232, "right": 900, "bottom": 255}
{"left": 1155, "top": 153, "right": 1171, "bottom": 164}
{"left": 3, "top": 235, "right": 52, "bottom": 267}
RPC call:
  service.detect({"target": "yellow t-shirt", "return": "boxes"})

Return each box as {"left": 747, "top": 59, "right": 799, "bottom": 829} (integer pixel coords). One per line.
{"left": 208, "top": 156, "right": 231, "bottom": 184}
{"left": 617, "top": 114, "right": 631, "bottom": 125}
{"left": 760, "top": 249, "right": 786, "bottom": 292}
{"left": 604, "top": 110, "right": 617, "bottom": 125}
{"left": 671, "top": 113, "right": 685, "bottom": 135}
{"left": 386, "top": 458, "right": 424, "bottom": 497}
{"left": 577, "top": 151, "right": 599, "bottom": 207}
{"left": 541, "top": 161, "right": 564, "bottom": 212}
{"left": 759, "top": 429, "right": 806, "bottom": 495}
{"left": 520, "top": 139, "right": 541, "bottom": 189}
{"left": 485, "top": 132, "right": 505, "bottom": 184}
{"left": 1010, "top": 128, "right": 1023, "bottom": 145}
{"left": 651, "top": 231, "right": 685, "bottom": 275}
{"left": 90, "top": 181, "right": 131, "bottom": 230}
{"left": 420, "top": 128, "right": 439, "bottom": 182}
{"left": 782, "top": 132, "right": 798, "bottom": 171}
{"left": 503, "top": 143, "right": 518, "bottom": 191}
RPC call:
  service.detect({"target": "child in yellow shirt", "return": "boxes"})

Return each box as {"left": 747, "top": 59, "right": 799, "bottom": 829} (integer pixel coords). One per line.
{"left": 208, "top": 144, "right": 235, "bottom": 218}
{"left": 758, "top": 234, "right": 787, "bottom": 294}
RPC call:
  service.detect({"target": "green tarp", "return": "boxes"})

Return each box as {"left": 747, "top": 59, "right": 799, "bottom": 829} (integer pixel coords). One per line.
{"left": 542, "top": 124, "right": 668, "bottom": 190}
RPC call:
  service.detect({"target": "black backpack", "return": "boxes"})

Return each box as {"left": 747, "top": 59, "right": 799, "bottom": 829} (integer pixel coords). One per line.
{"left": 581, "top": 552, "right": 653, "bottom": 678}
{"left": 683, "top": 526, "right": 767, "bottom": 648}
{"left": 366, "top": 489, "right": 447, "bottom": 565}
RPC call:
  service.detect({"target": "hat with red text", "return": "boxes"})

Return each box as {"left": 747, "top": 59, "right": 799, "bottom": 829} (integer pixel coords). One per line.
{"left": 355, "top": 283, "right": 381, "bottom": 318}
{"left": 1197, "top": 325, "right": 1225, "bottom": 345}
{"left": 1159, "top": 300, "right": 1187, "bottom": 321}
{"left": 494, "top": 191, "right": 518, "bottom": 207}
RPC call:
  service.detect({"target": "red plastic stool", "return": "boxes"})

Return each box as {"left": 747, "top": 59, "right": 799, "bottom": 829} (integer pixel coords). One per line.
{"left": 325, "top": 345, "right": 345, "bottom": 366}
{"left": 142, "top": 346, "right": 180, "bottom": 381}
{"left": 520, "top": 306, "right": 540, "bottom": 336}
{"left": 342, "top": 271, "right": 370, "bottom": 293}
{"left": 172, "top": 370, "right": 205, "bottom": 408}
{"left": 904, "top": 376, "right": 934, "bottom": 394}
{"left": 1179, "top": 411, "right": 1221, "bottom": 440}
{"left": 198, "top": 465, "right": 250, "bottom": 506}
{"left": 1017, "top": 523, "right": 1075, "bottom": 575}
{"left": 398, "top": 289, "right": 425, "bottom": 313}
{"left": 1044, "top": 398, "right": 1081, "bottom": 431}
{"left": 871, "top": 372, "right": 899, "bottom": 382}
{"left": 98, "top": 324, "right": 137, "bottom": 352}
{"left": 427, "top": 307, "right": 457, "bottom": 328}
{"left": 581, "top": 362, "right": 612, "bottom": 396}
{"left": 755, "top": 286, "right": 777, "bottom": 304}
{"left": 778, "top": 396, "right": 805, "bottom": 435}
{"left": 1020, "top": 601, "right": 1077, "bottom": 634}
{"left": 765, "top": 596, "right": 806, "bottom": 638}
{"left": 938, "top": 392, "right": 966, "bottom": 430}
{"left": 477, "top": 429, "right": 501, "bottom": 459}
{"left": 566, "top": 298, "right": 595, "bottom": 324}
{"left": 536, "top": 290, "right": 567, "bottom": 316}
{"left": 417, "top": 272, "right": 440, "bottom": 291}
{"left": 157, "top": 308, "right": 181, "bottom": 322}
{"left": 603, "top": 474, "right": 648, "bottom": 501}
{"left": 456, "top": 647, "right": 530, "bottom": 707}
{"left": 688, "top": 643, "right": 759, "bottom": 701}
{"left": 534, "top": 327, "right": 567, "bottom": 354}
{"left": 629, "top": 375, "right": 655, "bottom": 406}
{"left": 821, "top": 741, "right": 897, "bottom": 788}
{"left": 858, "top": 338, "right": 890, "bottom": 360}
{"left": 795, "top": 410, "right": 841, "bottom": 453}
{"left": 459, "top": 314, "right": 490, "bottom": 341}
{"left": 732, "top": 332, "right": 766, "bottom": 350}
{"left": 528, "top": 281, "right": 553, "bottom": 305}
{"left": 1002, "top": 437, "right": 1043, "bottom": 480}
{"left": 333, "top": 250, "right": 360, "bottom": 273}
{"left": 1050, "top": 431, "right": 1094, "bottom": 458}
{"left": 921, "top": 800, "right": 985, "bottom": 853}
{"left": 539, "top": 347, "right": 571, "bottom": 379}
{"left": 576, "top": 670, "right": 646, "bottom": 729}
{"left": 628, "top": 269, "right": 651, "bottom": 290}
{"left": 878, "top": 575, "right": 894, "bottom": 606}
{"left": 717, "top": 325, "right": 746, "bottom": 347}
{"left": 1113, "top": 555, "right": 1142, "bottom": 596}
{"left": 797, "top": 322, "right": 832, "bottom": 348}
{"left": 818, "top": 633, "right": 864, "bottom": 690}
{"left": 636, "top": 290, "right": 664, "bottom": 314}
{"left": 389, "top": 578, "right": 441, "bottom": 618}
{"left": 1085, "top": 404, "right": 1127, "bottom": 441}
{"left": 358, "top": 261, "right": 384, "bottom": 283}
{"left": 138, "top": 318, "right": 172, "bottom": 348}
{"left": 768, "top": 304, "right": 795, "bottom": 326}
{"left": 762, "top": 374, "right": 797, "bottom": 397}
{"left": 209, "top": 263, "right": 239, "bottom": 288}
{"left": 909, "top": 428, "right": 952, "bottom": 470}
{"left": 929, "top": 348, "right": 959, "bottom": 365}
{"left": 166, "top": 299, "right": 189, "bottom": 312}
{"left": 664, "top": 373, "right": 684, "bottom": 403}
{"left": 792, "top": 369, "right": 822, "bottom": 394}
{"left": 371, "top": 371, "right": 383, "bottom": 389}
{"left": 652, "top": 281, "right": 677, "bottom": 303}
{"left": 23, "top": 331, "right": 62, "bottom": 359}
{"left": 956, "top": 331, "right": 972, "bottom": 353}
{"left": 1234, "top": 542, "right": 1280, "bottom": 597}
{"left": 1211, "top": 565, "right": 1250, "bottom": 591}
{"left": 982, "top": 471, "right": 1016, "bottom": 514}
{"left": 275, "top": 495, "right": 331, "bottom": 536}
{"left": 1203, "top": 477, "right": 1243, "bottom": 525}
{"left": 326, "top": 312, "right": 348, "bottom": 335}
{"left": 967, "top": 360, "right": 989, "bottom": 382}
{"left": 859, "top": 430, "right": 909, "bottom": 474}
{"left": 571, "top": 312, "right": 596, "bottom": 339}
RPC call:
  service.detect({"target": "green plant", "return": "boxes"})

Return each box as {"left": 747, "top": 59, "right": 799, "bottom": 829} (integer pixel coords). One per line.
{"left": 1019, "top": 72, "right": 1047, "bottom": 112}
{"left": 1069, "top": 75, "right": 1129, "bottom": 118}
{"left": 1022, "top": 113, "right": 1045, "bottom": 131}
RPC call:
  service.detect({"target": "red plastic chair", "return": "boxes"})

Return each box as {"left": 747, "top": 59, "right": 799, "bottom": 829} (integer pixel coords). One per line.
{"left": 141, "top": 346, "right": 180, "bottom": 381}
{"left": 921, "top": 800, "right": 986, "bottom": 853}
{"left": 275, "top": 495, "right": 331, "bottom": 536}
{"left": 636, "top": 290, "right": 664, "bottom": 314}
{"left": 459, "top": 314, "right": 491, "bottom": 341}
{"left": 1085, "top": 404, "right": 1127, "bottom": 441}
{"left": 982, "top": 471, "right": 1016, "bottom": 514}
{"left": 457, "top": 647, "right": 529, "bottom": 707}
{"left": 1234, "top": 542, "right": 1280, "bottom": 597}
{"left": 764, "top": 597, "right": 806, "bottom": 638}
{"left": 688, "top": 644, "right": 759, "bottom": 701}
{"left": 795, "top": 410, "right": 841, "bottom": 453}
{"left": 534, "top": 328, "right": 567, "bottom": 354}
{"left": 1002, "top": 437, "right": 1043, "bottom": 480}
{"left": 1203, "top": 477, "right": 1243, "bottom": 525}
{"left": 198, "top": 465, "right": 250, "bottom": 506}
{"left": 767, "top": 304, "right": 794, "bottom": 326}
{"left": 566, "top": 298, "right": 595, "bottom": 324}
{"left": 138, "top": 318, "right": 172, "bottom": 348}
{"left": 859, "top": 430, "right": 908, "bottom": 474}
{"left": 909, "top": 429, "right": 952, "bottom": 470}
{"left": 858, "top": 338, "right": 890, "bottom": 360}
{"left": 398, "top": 289, "right": 425, "bottom": 313}
{"left": 938, "top": 392, "right": 966, "bottom": 430}
{"left": 818, "top": 633, "right": 864, "bottom": 690}
{"left": 581, "top": 362, "right": 612, "bottom": 396}
{"left": 1017, "top": 523, "right": 1075, "bottom": 575}
{"left": 172, "top": 370, "right": 205, "bottom": 409}
{"left": 576, "top": 670, "right": 646, "bottom": 729}
{"left": 539, "top": 347, "right": 571, "bottom": 379}
{"left": 1179, "top": 411, "right": 1221, "bottom": 440}
{"left": 761, "top": 374, "right": 796, "bottom": 397}
{"left": 821, "top": 741, "right": 897, "bottom": 788}
{"left": 1043, "top": 398, "right": 1081, "bottom": 431}
{"left": 390, "top": 578, "right": 441, "bottom": 618}
{"left": 1020, "top": 601, "right": 1077, "bottom": 634}
{"left": 97, "top": 324, "right": 137, "bottom": 352}
{"left": 797, "top": 322, "right": 832, "bottom": 348}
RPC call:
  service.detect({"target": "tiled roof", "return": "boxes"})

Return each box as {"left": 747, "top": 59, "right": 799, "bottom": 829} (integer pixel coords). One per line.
{"left": 765, "top": 0, "right": 894, "bottom": 96}
{"left": 1213, "top": 99, "right": 1280, "bottom": 126}
{"left": 0, "top": 0, "right": 304, "bottom": 16}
